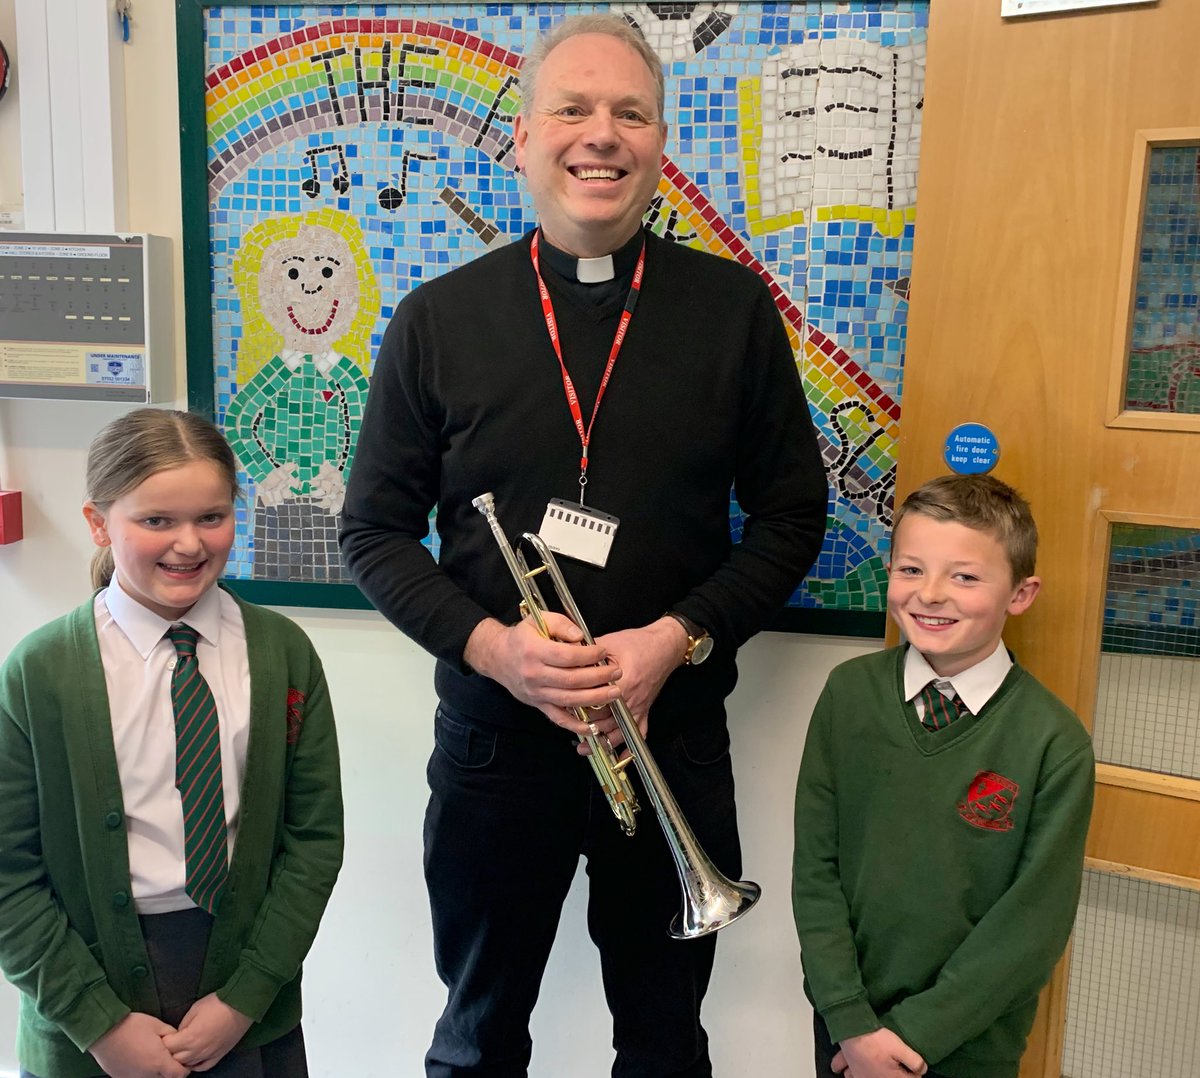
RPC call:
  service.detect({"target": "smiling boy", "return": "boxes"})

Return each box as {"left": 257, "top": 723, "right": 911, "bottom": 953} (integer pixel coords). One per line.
{"left": 792, "top": 474, "right": 1094, "bottom": 1078}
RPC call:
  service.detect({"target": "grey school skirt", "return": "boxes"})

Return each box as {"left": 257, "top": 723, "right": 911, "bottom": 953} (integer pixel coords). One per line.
{"left": 21, "top": 907, "right": 307, "bottom": 1078}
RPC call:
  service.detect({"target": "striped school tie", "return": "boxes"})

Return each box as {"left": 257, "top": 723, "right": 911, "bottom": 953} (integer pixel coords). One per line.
{"left": 169, "top": 625, "right": 228, "bottom": 914}
{"left": 918, "top": 680, "right": 970, "bottom": 731}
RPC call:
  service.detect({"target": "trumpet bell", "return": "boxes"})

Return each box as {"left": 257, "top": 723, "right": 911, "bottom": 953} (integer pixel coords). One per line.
{"left": 670, "top": 876, "right": 761, "bottom": 940}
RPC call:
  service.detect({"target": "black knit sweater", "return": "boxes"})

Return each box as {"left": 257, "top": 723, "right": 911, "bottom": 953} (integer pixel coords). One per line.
{"left": 341, "top": 229, "right": 827, "bottom": 737}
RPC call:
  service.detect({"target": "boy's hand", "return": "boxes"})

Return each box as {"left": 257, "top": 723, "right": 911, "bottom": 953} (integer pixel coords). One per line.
{"left": 161, "top": 993, "right": 253, "bottom": 1071}
{"left": 832, "top": 1028, "right": 927, "bottom": 1077}
{"left": 89, "top": 1012, "right": 191, "bottom": 1078}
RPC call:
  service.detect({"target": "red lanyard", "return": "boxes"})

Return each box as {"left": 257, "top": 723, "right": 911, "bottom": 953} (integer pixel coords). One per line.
{"left": 530, "top": 230, "right": 646, "bottom": 506}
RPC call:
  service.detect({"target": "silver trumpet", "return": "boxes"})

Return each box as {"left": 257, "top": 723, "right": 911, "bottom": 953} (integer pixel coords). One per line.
{"left": 473, "top": 492, "right": 761, "bottom": 939}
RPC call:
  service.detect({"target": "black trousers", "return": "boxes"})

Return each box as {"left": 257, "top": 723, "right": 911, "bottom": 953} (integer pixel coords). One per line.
{"left": 423, "top": 703, "right": 743, "bottom": 1078}
{"left": 813, "top": 1012, "right": 949, "bottom": 1078}
{"left": 23, "top": 907, "right": 306, "bottom": 1078}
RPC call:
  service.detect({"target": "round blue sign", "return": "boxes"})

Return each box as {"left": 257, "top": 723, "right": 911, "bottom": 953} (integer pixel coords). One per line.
{"left": 943, "top": 422, "right": 1000, "bottom": 475}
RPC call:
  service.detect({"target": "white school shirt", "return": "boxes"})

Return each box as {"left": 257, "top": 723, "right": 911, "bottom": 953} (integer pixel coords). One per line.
{"left": 902, "top": 638, "right": 1012, "bottom": 720}
{"left": 95, "top": 579, "right": 251, "bottom": 913}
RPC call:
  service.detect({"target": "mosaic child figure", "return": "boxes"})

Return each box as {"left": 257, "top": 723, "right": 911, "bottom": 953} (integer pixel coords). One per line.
{"left": 226, "top": 209, "right": 380, "bottom": 582}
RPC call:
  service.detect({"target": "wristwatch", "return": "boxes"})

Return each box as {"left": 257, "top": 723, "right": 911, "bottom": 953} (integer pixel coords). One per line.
{"left": 665, "top": 612, "right": 713, "bottom": 666}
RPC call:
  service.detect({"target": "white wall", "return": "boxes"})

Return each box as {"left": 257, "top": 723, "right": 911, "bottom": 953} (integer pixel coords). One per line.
{"left": 0, "top": 2, "right": 882, "bottom": 1073}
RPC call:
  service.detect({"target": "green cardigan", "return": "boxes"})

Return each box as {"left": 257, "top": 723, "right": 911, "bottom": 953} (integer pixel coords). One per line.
{"left": 793, "top": 646, "right": 1094, "bottom": 1078}
{"left": 0, "top": 590, "right": 344, "bottom": 1077}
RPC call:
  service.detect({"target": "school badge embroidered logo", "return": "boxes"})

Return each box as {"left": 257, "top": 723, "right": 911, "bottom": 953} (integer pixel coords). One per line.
{"left": 958, "top": 770, "right": 1019, "bottom": 832}
{"left": 286, "top": 687, "right": 306, "bottom": 745}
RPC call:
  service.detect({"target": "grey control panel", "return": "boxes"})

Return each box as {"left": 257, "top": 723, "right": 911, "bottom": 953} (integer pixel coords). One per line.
{"left": 0, "top": 233, "right": 172, "bottom": 402}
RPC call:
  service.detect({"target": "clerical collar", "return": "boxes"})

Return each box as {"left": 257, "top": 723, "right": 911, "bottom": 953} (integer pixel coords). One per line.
{"left": 536, "top": 229, "right": 645, "bottom": 285}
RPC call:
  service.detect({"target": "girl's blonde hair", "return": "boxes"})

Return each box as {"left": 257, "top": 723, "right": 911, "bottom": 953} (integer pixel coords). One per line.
{"left": 86, "top": 408, "right": 239, "bottom": 589}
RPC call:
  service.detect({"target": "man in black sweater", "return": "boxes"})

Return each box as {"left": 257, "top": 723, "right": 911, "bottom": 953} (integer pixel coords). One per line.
{"left": 341, "top": 13, "right": 827, "bottom": 1077}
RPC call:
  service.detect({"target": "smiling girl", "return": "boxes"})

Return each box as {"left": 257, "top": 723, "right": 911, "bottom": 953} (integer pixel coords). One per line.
{"left": 0, "top": 408, "right": 343, "bottom": 1078}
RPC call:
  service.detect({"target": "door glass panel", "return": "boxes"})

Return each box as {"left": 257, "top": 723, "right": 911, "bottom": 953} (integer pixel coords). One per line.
{"left": 1062, "top": 870, "right": 1200, "bottom": 1078}
{"left": 1093, "top": 522, "right": 1200, "bottom": 778}
{"left": 1125, "top": 144, "right": 1200, "bottom": 414}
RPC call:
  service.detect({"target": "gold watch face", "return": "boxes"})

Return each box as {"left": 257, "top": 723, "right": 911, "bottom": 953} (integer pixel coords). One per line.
{"left": 688, "top": 633, "right": 713, "bottom": 665}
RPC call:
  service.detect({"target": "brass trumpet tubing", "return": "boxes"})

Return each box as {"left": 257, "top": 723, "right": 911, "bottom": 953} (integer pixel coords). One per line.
{"left": 475, "top": 493, "right": 551, "bottom": 637}
{"left": 472, "top": 493, "right": 640, "bottom": 834}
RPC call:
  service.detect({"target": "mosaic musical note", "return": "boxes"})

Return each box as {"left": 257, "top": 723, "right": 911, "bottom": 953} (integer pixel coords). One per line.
{"left": 378, "top": 149, "right": 436, "bottom": 210}
{"left": 301, "top": 144, "right": 351, "bottom": 198}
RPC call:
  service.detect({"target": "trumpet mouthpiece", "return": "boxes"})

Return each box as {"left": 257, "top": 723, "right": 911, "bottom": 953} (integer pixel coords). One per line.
{"left": 472, "top": 492, "right": 495, "bottom": 515}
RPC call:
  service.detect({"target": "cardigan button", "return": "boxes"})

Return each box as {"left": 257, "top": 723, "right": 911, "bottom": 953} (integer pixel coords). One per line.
{"left": 131, "top": 964, "right": 148, "bottom": 979}
{"left": 105, "top": 811, "right": 122, "bottom": 829}
{"left": 112, "top": 891, "right": 129, "bottom": 909}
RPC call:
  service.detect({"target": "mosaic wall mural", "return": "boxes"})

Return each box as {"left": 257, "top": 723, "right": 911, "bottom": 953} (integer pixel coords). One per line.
{"left": 1125, "top": 145, "right": 1200, "bottom": 414}
{"left": 188, "top": 1, "right": 928, "bottom": 622}
{"left": 1102, "top": 523, "right": 1200, "bottom": 659}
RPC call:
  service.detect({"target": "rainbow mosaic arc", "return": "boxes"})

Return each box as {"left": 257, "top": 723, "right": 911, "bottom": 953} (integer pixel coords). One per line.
{"left": 205, "top": 19, "right": 898, "bottom": 413}
{"left": 201, "top": 4, "right": 925, "bottom": 613}
{"left": 206, "top": 20, "right": 524, "bottom": 192}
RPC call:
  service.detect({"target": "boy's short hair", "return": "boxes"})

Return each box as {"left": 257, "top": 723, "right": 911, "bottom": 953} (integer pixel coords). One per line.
{"left": 893, "top": 473, "right": 1038, "bottom": 582}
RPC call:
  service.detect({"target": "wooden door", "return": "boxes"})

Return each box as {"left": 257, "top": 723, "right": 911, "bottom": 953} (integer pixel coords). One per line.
{"left": 898, "top": 2, "right": 1200, "bottom": 1075}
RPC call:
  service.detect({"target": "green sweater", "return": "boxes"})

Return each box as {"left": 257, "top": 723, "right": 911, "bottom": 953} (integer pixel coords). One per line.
{"left": 0, "top": 590, "right": 344, "bottom": 1077}
{"left": 792, "top": 646, "right": 1094, "bottom": 1078}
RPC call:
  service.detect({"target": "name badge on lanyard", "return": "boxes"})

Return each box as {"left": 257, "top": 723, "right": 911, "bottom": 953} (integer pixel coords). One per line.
{"left": 529, "top": 231, "right": 644, "bottom": 565}
{"left": 539, "top": 498, "right": 619, "bottom": 568}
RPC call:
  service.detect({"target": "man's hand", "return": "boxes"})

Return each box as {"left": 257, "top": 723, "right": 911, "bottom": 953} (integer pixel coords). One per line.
{"left": 588, "top": 617, "right": 687, "bottom": 751}
{"left": 464, "top": 615, "right": 623, "bottom": 735}
{"left": 161, "top": 993, "right": 253, "bottom": 1072}
{"left": 89, "top": 1012, "right": 191, "bottom": 1078}
{"left": 257, "top": 462, "right": 300, "bottom": 508}
{"left": 831, "top": 1029, "right": 927, "bottom": 1078}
